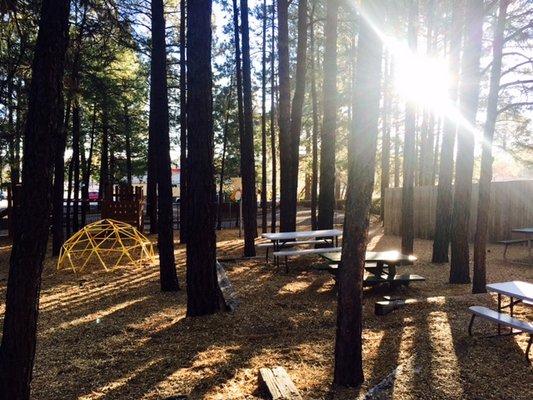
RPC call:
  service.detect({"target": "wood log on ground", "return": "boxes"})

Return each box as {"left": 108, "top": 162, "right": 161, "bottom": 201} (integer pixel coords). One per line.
{"left": 216, "top": 261, "right": 239, "bottom": 312}
{"left": 258, "top": 366, "right": 303, "bottom": 400}
{"left": 375, "top": 296, "right": 420, "bottom": 316}
{"left": 363, "top": 356, "right": 420, "bottom": 399}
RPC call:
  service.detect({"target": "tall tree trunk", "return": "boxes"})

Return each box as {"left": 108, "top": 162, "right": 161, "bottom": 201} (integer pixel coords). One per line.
{"left": 260, "top": 0, "right": 268, "bottom": 233}
{"left": 270, "top": 0, "right": 277, "bottom": 233}
{"left": 473, "top": 0, "right": 509, "bottom": 293}
{"left": 99, "top": 101, "right": 109, "bottom": 200}
{"left": 239, "top": 0, "right": 258, "bottom": 257}
{"left": 217, "top": 85, "right": 233, "bottom": 230}
{"left": 232, "top": 0, "right": 247, "bottom": 234}
{"left": 51, "top": 99, "right": 72, "bottom": 256}
{"left": 309, "top": 2, "right": 319, "bottom": 231}
{"left": 65, "top": 157, "right": 73, "bottom": 236}
{"left": 81, "top": 104, "right": 96, "bottom": 227}
{"left": 147, "top": 115, "right": 157, "bottom": 233}
{"left": 380, "top": 52, "right": 391, "bottom": 221}
{"left": 124, "top": 105, "right": 132, "bottom": 186}
{"left": 71, "top": 101, "right": 81, "bottom": 232}
{"left": 317, "top": 0, "right": 338, "bottom": 230}
{"left": 449, "top": 0, "right": 484, "bottom": 284}
{"left": 179, "top": 0, "right": 188, "bottom": 243}
{"left": 7, "top": 80, "right": 19, "bottom": 185}
{"left": 277, "top": 0, "right": 292, "bottom": 232}
{"left": 0, "top": 0, "right": 70, "bottom": 397}
{"left": 69, "top": 4, "right": 88, "bottom": 233}
{"left": 334, "top": 0, "right": 382, "bottom": 386}
{"left": 431, "top": 0, "right": 463, "bottom": 263}
{"left": 186, "top": 0, "right": 220, "bottom": 316}
{"left": 400, "top": 0, "right": 418, "bottom": 255}
{"left": 393, "top": 101, "right": 400, "bottom": 188}
{"left": 286, "top": 0, "right": 308, "bottom": 231}
{"left": 151, "top": 0, "right": 179, "bottom": 292}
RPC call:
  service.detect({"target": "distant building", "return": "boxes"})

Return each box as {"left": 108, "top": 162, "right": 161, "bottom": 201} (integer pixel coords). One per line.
{"left": 131, "top": 168, "right": 181, "bottom": 199}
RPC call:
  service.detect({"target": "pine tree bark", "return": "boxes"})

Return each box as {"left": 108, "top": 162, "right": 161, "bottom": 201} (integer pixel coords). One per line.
{"left": 71, "top": 102, "right": 81, "bottom": 232}
{"left": 147, "top": 112, "right": 157, "bottom": 233}
{"left": 217, "top": 85, "right": 233, "bottom": 230}
{"left": 380, "top": 52, "right": 391, "bottom": 222}
{"left": 334, "top": 0, "right": 383, "bottom": 386}
{"left": 66, "top": 156, "right": 73, "bottom": 236}
{"left": 431, "top": 0, "right": 463, "bottom": 263}
{"left": 449, "top": 0, "right": 484, "bottom": 284}
{"left": 393, "top": 109, "right": 400, "bottom": 188}
{"left": 286, "top": 0, "right": 308, "bottom": 231}
{"left": 309, "top": 2, "right": 319, "bottom": 231}
{"left": 277, "top": 0, "right": 292, "bottom": 232}
{"left": 81, "top": 104, "right": 96, "bottom": 227}
{"left": 260, "top": 0, "right": 268, "bottom": 233}
{"left": 151, "top": 0, "right": 179, "bottom": 291}
{"left": 186, "top": 0, "right": 220, "bottom": 316}
{"left": 0, "top": 0, "right": 70, "bottom": 397}
{"left": 124, "top": 105, "right": 132, "bottom": 186}
{"left": 270, "top": 1, "right": 277, "bottom": 233}
{"left": 239, "top": 0, "right": 258, "bottom": 257}
{"left": 99, "top": 101, "right": 109, "bottom": 200}
{"left": 473, "top": 0, "right": 509, "bottom": 293}
{"left": 317, "top": 0, "right": 338, "bottom": 231}
{"left": 179, "top": 0, "right": 188, "bottom": 243}
{"left": 52, "top": 99, "right": 72, "bottom": 256}
{"left": 401, "top": 0, "right": 418, "bottom": 255}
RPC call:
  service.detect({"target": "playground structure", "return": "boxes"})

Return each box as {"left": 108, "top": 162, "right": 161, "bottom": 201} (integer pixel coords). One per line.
{"left": 57, "top": 218, "right": 155, "bottom": 273}
{"left": 101, "top": 184, "right": 145, "bottom": 231}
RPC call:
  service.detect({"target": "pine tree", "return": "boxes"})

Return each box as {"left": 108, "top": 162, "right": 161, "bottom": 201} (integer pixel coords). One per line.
{"left": 186, "top": 0, "right": 220, "bottom": 316}
{"left": 0, "top": 0, "right": 71, "bottom": 396}
{"left": 334, "top": 0, "right": 383, "bottom": 386}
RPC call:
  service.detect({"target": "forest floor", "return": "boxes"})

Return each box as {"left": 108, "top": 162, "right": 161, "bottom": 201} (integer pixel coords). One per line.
{"left": 0, "top": 219, "right": 532, "bottom": 399}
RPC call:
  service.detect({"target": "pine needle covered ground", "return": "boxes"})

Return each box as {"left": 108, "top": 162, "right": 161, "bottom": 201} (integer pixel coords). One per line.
{"left": 0, "top": 224, "right": 531, "bottom": 399}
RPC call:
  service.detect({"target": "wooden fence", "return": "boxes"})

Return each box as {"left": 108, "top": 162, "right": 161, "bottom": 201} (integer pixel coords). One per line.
{"left": 384, "top": 180, "right": 533, "bottom": 242}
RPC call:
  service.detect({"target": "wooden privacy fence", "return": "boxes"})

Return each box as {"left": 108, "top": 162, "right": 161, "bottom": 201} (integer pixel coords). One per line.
{"left": 384, "top": 180, "right": 533, "bottom": 242}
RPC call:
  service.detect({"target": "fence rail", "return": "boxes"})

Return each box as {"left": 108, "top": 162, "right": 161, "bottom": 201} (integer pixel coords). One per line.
{"left": 384, "top": 180, "right": 533, "bottom": 242}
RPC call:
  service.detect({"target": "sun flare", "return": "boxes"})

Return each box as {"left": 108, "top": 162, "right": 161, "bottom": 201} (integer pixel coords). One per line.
{"left": 393, "top": 51, "right": 451, "bottom": 111}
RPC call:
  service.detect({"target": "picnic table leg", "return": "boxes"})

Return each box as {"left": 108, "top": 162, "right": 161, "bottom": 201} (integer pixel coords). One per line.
{"left": 468, "top": 314, "right": 476, "bottom": 336}
{"left": 335, "top": 235, "right": 338, "bottom": 247}
{"left": 376, "top": 261, "right": 384, "bottom": 277}
{"left": 527, "top": 335, "right": 532, "bottom": 362}
{"left": 497, "top": 293, "right": 502, "bottom": 335}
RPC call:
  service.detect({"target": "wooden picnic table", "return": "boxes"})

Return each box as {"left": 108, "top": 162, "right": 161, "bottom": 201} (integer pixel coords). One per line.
{"left": 320, "top": 250, "right": 419, "bottom": 286}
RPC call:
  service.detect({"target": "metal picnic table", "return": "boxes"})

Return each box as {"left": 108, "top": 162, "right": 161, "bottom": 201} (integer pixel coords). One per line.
{"left": 468, "top": 281, "right": 533, "bottom": 360}
{"left": 260, "top": 229, "right": 342, "bottom": 269}
{"left": 319, "top": 250, "right": 421, "bottom": 286}
{"left": 261, "top": 229, "right": 342, "bottom": 246}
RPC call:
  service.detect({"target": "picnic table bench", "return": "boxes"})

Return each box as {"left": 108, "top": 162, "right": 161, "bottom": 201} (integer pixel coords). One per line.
{"left": 468, "top": 280, "right": 533, "bottom": 361}
{"left": 499, "top": 238, "right": 530, "bottom": 259}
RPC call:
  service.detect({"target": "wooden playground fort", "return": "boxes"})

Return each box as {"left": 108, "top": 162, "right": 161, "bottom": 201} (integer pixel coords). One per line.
{"left": 0, "top": 183, "right": 146, "bottom": 237}
{"left": 101, "top": 184, "right": 145, "bottom": 231}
